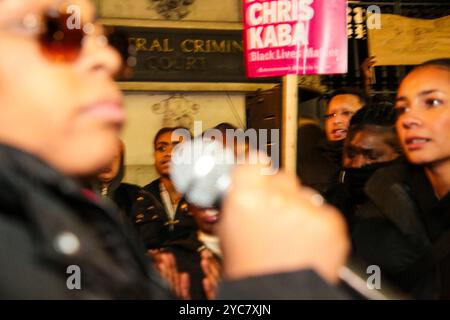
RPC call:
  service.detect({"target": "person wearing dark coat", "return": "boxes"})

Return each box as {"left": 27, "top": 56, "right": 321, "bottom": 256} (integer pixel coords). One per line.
{"left": 352, "top": 59, "right": 450, "bottom": 299}
{"left": 325, "top": 102, "right": 401, "bottom": 231}
{"left": 298, "top": 88, "right": 366, "bottom": 195}
{"left": 297, "top": 122, "right": 342, "bottom": 195}
{"left": 0, "top": 0, "right": 352, "bottom": 300}
{"left": 90, "top": 140, "right": 141, "bottom": 222}
{"left": 0, "top": 145, "right": 171, "bottom": 299}
{"left": 133, "top": 127, "right": 197, "bottom": 250}
{"left": 132, "top": 186, "right": 196, "bottom": 250}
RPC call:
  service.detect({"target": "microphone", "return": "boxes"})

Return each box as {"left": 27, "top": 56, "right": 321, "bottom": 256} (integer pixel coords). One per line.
{"left": 171, "top": 138, "right": 235, "bottom": 208}
{"left": 170, "top": 138, "right": 405, "bottom": 300}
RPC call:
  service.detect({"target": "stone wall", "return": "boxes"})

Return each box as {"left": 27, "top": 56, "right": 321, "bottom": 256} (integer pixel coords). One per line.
{"left": 121, "top": 93, "right": 245, "bottom": 186}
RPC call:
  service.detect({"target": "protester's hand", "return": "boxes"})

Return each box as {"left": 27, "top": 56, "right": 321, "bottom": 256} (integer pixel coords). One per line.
{"left": 148, "top": 250, "right": 191, "bottom": 300}
{"left": 361, "top": 56, "right": 376, "bottom": 84}
{"left": 201, "top": 249, "right": 222, "bottom": 300}
{"left": 217, "top": 164, "right": 350, "bottom": 284}
{"left": 177, "top": 272, "right": 191, "bottom": 300}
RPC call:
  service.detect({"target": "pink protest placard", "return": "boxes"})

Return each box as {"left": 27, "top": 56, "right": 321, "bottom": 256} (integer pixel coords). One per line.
{"left": 244, "top": 0, "right": 348, "bottom": 78}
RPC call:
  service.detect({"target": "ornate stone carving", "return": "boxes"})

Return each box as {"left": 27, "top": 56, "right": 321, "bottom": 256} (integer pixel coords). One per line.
{"left": 148, "top": 0, "right": 195, "bottom": 20}
{"left": 152, "top": 94, "right": 200, "bottom": 129}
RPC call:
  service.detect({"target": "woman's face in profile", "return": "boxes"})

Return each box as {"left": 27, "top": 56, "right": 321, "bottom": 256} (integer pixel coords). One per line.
{"left": 395, "top": 65, "right": 450, "bottom": 166}
{"left": 0, "top": 0, "right": 123, "bottom": 176}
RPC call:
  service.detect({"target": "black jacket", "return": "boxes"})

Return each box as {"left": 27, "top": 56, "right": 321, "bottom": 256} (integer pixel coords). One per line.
{"left": 133, "top": 179, "right": 197, "bottom": 250}
{"left": 0, "top": 144, "right": 170, "bottom": 299}
{"left": 297, "top": 125, "right": 343, "bottom": 195}
{"left": 0, "top": 144, "right": 348, "bottom": 300}
{"left": 89, "top": 149, "right": 141, "bottom": 221}
{"left": 112, "top": 183, "right": 141, "bottom": 219}
{"left": 353, "top": 160, "right": 450, "bottom": 299}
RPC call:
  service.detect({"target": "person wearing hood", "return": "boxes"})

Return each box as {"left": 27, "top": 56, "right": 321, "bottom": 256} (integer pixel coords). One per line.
{"left": 91, "top": 140, "right": 141, "bottom": 222}
{"left": 298, "top": 88, "right": 366, "bottom": 195}
{"left": 325, "top": 102, "right": 402, "bottom": 231}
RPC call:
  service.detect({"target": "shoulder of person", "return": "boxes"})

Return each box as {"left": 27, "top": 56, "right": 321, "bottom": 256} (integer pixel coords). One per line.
{"left": 364, "top": 156, "right": 421, "bottom": 210}
{"left": 142, "top": 178, "right": 161, "bottom": 195}
{"left": 366, "top": 157, "right": 413, "bottom": 189}
{"left": 360, "top": 157, "right": 430, "bottom": 243}
{"left": 0, "top": 213, "right": 80, "bottom": 299}
{"left": 119, "top": 182, "right": 141, "bottom": 191}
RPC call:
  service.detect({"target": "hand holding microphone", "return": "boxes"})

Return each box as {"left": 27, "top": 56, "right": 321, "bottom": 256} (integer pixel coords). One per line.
{"left": 171, "top": 138, "right": 350, "bottom": 284}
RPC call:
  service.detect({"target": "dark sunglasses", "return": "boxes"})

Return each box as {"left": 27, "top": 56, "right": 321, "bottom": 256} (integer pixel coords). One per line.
{"left": 28, "top": 7, "right": 105, "bottom": 63}
{"left": 38, "top": 8, "right": 87, "bottom": 62}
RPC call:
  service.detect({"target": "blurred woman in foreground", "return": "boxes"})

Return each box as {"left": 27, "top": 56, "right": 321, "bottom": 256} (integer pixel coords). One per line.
{"left": 0, "top": 0, "right": 349, "bottom": 299}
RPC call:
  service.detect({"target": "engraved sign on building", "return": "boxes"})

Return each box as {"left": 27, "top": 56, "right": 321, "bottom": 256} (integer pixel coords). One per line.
{"left": 110, "top": 26, "right": 279, "bottom": 83}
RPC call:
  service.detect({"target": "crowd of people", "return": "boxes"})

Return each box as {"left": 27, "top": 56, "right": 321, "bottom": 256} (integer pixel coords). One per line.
{"left": 0, "top": 0, "right": 449, "bottom": 300}
{"left": 299, "top": 59, "right": 450, "bottom": 299}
